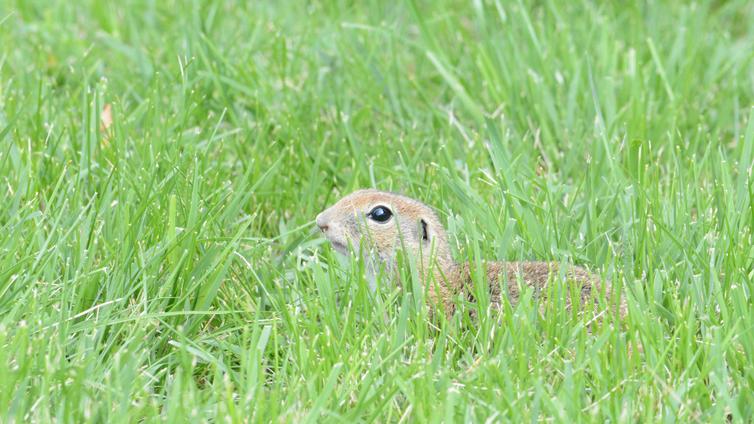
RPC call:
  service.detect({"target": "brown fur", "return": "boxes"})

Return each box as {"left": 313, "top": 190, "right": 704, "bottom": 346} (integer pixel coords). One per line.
{"left": 454, "top": 261, "right": 627, "bottom": 320}
{"left": 316, "top": 189, "right": 627, "bottom": 321}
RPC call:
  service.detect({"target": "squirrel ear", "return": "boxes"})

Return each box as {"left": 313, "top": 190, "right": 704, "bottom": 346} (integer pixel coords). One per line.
{"left": 420, "top": 219, "right": 429, "bottom": 242}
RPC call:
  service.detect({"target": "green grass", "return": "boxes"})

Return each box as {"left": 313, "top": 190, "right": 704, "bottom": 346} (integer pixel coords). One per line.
{"left": 1, "top": 0, "right": 754, "bottom": 421}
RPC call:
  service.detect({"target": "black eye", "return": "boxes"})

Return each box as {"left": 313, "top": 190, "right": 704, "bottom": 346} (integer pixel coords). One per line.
{"left": 368, "top": 206, "right": 392, "bottom": 223}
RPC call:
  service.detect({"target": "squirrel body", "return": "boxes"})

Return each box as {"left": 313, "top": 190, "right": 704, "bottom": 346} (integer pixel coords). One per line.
{"left": 316, "top": 189, "right": 625, "bottom": 318}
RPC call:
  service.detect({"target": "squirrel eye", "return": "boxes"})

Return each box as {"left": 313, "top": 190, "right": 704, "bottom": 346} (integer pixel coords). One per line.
{"left": 367, "top": 206, "right": 392, "bottom": 223}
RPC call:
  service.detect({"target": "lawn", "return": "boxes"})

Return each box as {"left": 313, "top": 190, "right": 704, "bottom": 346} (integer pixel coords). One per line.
{"left": 2, "top": 0, "right": 754, "bottom": 421}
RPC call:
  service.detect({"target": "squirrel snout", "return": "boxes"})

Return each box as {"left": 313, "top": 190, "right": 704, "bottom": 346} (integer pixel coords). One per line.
{"left": 315, "top": 213, "right": 329, "bottom": 232}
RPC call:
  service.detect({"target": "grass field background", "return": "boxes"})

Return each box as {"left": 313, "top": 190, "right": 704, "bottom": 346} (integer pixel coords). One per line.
{"left": 2, "top": 0, "right": 754, "bottom": 421}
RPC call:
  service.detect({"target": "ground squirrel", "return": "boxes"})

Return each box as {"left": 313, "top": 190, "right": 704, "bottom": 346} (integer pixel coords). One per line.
{"left": 316, "top": 189, "right": 626, "bottom": 320}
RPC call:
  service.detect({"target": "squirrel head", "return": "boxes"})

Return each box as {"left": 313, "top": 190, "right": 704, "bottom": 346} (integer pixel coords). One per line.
{"left": 316, "top": 189, "right": 455, "bottom": 280}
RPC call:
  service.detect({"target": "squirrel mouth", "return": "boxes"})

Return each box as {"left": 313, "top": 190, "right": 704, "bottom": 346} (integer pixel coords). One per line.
{"left": 328, "top": 240, "right": 349, "bottom": 254}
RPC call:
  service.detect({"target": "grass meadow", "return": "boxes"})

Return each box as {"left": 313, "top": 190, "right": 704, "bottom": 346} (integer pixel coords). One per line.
{"left": 2, "top": 0, "right": 754, "bottom": 421}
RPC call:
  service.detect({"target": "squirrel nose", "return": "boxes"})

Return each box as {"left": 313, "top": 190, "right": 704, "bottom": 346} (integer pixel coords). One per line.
{"left": 316, "top": 213, "right": 329, "bottom": 232}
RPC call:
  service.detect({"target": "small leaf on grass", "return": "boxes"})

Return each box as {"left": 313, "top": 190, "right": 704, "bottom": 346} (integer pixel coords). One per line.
{"left": 99, "top": 103, "right": 113, "bottom": 146}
